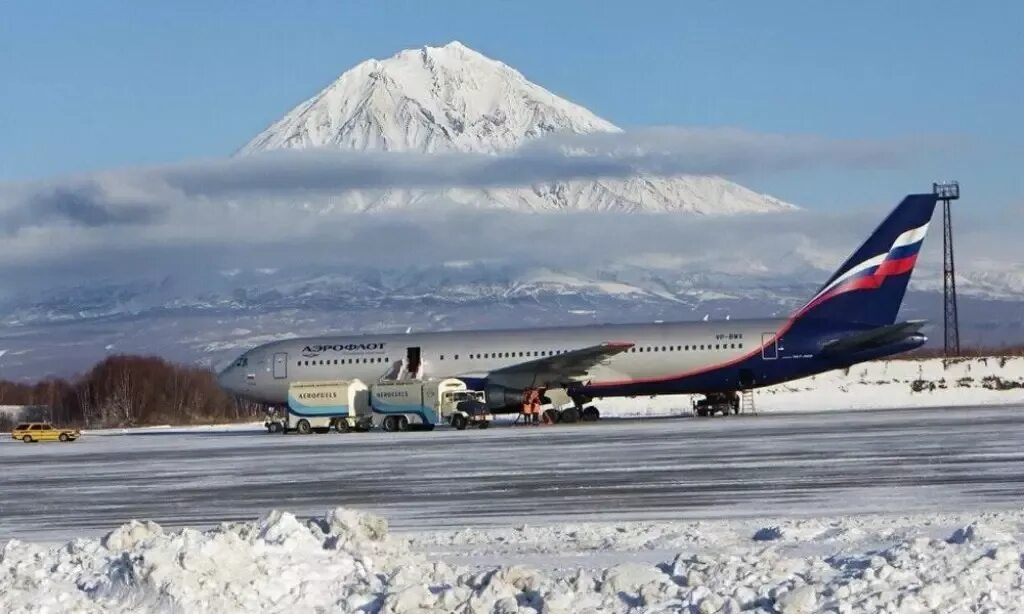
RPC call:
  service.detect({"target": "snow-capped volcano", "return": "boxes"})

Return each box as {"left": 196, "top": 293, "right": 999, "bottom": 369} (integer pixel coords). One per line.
{"left": 239, "top": 41, "right": 796, "bottom": 215}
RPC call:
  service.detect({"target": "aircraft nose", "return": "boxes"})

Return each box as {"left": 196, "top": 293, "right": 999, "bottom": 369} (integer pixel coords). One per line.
{"left": 217, "top": 365, "right": 238, "bottom": 393}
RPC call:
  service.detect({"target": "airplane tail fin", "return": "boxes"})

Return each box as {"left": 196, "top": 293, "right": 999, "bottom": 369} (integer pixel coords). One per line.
{"left": 794, "top": 193, "right": 938, "bottom": 327}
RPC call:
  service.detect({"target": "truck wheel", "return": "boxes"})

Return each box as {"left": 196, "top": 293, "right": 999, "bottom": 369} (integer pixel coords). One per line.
{"left": 451, "top": 414, "right": 468, "bottom": 431}
{"left": 59, "top": 433, "right": 69, "bottom": 442}
{"left": 267, "top": 422, "right": 281, "bottom": 434}
{"left": 396, "top": 416, "right": 410, "bottom": 432}
{"left": 296, "top": 419, "right": 312, "bottom": 435}
{"left": 335, "top": 420, "right": 351, "bottom": 434}
{"left": 541, "top": 409, "right": 560, "bottom": 425}
{"left": 560, "top": 408, "right": 580, "bottom": 424}
{"left": 581, "top": 406, "right": 600, "bottom": 421}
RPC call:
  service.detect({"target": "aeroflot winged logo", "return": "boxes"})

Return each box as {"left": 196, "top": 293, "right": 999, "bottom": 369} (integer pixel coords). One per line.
{"left": 301, "top": 342, "right": 386, "bottom": 358}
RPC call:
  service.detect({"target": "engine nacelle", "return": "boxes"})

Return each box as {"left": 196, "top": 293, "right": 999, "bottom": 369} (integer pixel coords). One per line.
{"left": 484, "top": 384, "right": 525, "bottom": 412}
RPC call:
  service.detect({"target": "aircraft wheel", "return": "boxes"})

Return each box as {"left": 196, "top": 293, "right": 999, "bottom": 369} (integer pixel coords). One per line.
{"left": 396, "top": 415, "right": 410, "bottom": 432}
{"left": 451, "top": 414, "right": 468, "bottom": 431}
{"left": 581, "top": 406, "right": 600, "bottom": 422}
{"left": 560, "top": 407, "right": 580, "bottom": 424}
{"left": 296, "top": 419, "right": 312, "bottom": 435}
{"left": 541, "top": 409, "right": 560, "bottom": 425}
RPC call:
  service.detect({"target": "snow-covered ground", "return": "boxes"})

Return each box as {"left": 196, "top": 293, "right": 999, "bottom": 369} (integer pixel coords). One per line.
{"left": 3, "top": 506, "right": 1024, "bottom": 613}
{"left": 4, "top": 358, "right": 1023, "bottom": 612}
{"left": 596, "top": 356, "right": 1024, "bottom": 417}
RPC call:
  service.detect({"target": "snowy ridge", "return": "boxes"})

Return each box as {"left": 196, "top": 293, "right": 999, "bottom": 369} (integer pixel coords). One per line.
{"left": 241, "top": 41, "right": 617, "bottom": 155}
{"left": 239, "top": 41, "right": 795, "bottom": 215}
{"left": 4, "top": 506, "right": 1024, "bottom": 613}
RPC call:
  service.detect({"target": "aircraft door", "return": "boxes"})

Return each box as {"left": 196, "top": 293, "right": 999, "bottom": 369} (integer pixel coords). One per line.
{"left": 761, "top": 333, "right": 778, "bottom": 360}
{"left": 406, "top": 347, "right": 421, "bottom": 378}
{"left": 273, "top": 352, "right": 288, "bottom": 379}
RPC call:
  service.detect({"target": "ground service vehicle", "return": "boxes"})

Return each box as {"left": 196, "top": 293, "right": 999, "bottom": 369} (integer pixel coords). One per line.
{"left": 371, "top": 378, "right": 493, "bottom": 431}
{"left": 11, "top": 422, "right": 80, "bottom": 443}
{"left": 283, "top": 380, "right": 372, "bottom": 434}
{"left": 692, "top": 392, "right": 741, "bottom": 416}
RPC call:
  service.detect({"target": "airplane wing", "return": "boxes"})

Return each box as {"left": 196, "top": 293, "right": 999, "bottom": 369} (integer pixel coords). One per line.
{"left": 484, "top": 341, "right": 634, "bottom": 388}
{"left": 820, "top": 320, "right": 927, "bottom": 356}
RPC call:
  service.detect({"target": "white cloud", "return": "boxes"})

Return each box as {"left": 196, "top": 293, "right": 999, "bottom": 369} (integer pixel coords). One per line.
{"left": 0, "top": 126, "right": 942, "bottom": 234}
{"left": 0, "top": 125, "right": 992, "bottom": 295}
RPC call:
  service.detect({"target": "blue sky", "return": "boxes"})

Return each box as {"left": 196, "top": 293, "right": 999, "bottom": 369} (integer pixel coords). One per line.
{"left": 2, "top": 0, "right": 1021, "bottom": 211}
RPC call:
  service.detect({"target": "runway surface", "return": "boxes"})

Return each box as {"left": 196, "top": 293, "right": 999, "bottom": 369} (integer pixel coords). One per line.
{"left": 2, "top": 405, "right": 1023, "bottom": 540}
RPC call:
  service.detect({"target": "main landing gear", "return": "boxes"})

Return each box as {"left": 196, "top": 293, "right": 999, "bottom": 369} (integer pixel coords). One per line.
{"left": 692, "top": 392, "right": 741, "bottom": 417}
{"left": 570, "top": 395, "right": 600, "bottom": 423}
{"left": 536, "top": 405, "right": 599, "bottom": 424}
{"left": 556, "top": 397, "right": 600, "bottom": 424}
{"left": 518, "top": 389, "right": 602, "bottom": 425}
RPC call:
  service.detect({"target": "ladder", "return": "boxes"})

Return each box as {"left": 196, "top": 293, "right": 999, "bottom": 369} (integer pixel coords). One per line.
{"left": 740, "top": 389, "right": 756, "bottom": 415}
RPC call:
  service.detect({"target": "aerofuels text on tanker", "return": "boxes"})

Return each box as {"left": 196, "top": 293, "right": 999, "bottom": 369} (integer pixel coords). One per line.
{"left": 266, "top": 379, "right": 372, "bottom": 434}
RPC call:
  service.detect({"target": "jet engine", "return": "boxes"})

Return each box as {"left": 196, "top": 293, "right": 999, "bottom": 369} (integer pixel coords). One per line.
{"left": 483, "top": 384, "right": 525, "bottom": 412}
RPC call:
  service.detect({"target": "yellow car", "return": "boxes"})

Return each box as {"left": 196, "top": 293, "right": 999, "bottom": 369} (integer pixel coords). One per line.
{"left": 11, "top": 422, "right": 80, "bottom": 443}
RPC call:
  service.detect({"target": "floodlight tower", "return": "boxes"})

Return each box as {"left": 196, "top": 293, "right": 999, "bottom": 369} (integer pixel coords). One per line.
{"left": 933, "top": 181, "right": 960, "bottom": 357}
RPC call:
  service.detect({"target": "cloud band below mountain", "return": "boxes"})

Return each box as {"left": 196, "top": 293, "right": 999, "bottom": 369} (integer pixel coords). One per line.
{"left": 0, "top": 127, "right": 948, "bottom": 237}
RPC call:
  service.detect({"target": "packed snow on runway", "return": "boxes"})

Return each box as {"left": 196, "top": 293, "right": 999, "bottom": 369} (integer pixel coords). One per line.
{"left": 3, "top": 403, "right": 1024, "bottom": 612}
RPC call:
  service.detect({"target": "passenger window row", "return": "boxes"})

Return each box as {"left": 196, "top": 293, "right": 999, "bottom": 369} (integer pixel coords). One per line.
{"left": 295, "top": 342, "right": 745, "bottom": 368}
{"left": 298, "top": 357, "right": 388, "bottom": 367}
{"left": 630, "top": 343, "right": 743, "bottom": 353}
{"left": 465, "top": 350, "right": 567, "bottom": 360}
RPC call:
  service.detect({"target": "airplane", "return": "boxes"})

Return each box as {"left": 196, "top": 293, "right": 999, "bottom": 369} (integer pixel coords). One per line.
{"left": 218, "top": 192, "right": 938, "bottom": 423}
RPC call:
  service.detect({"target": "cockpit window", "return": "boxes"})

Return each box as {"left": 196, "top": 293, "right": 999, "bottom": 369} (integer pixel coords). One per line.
{"left": 235, "top": 357, "right": 248, "bottom": 367}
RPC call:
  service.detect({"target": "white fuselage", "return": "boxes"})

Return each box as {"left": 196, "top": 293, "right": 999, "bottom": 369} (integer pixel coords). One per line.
{"left": 218, "top": 318, "right": 789, "bottom": 405}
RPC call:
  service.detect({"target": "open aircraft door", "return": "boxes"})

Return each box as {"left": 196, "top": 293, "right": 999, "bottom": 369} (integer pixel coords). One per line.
{"left": 273, "top": 352, "right": 288, "bottom": 379}
{"left": 761, "top": 333, "right": 778, "bottom": 360}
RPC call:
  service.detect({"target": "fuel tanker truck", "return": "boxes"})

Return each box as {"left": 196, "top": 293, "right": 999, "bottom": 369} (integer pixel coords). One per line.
{"left": 268, "top": 378, "right": 492, "bottom": 434}
{"left": 268, "top": 379, "right": 373, "bottom": 434}
{"left": 370, "top": 378, "right": 492, "bottom": 432}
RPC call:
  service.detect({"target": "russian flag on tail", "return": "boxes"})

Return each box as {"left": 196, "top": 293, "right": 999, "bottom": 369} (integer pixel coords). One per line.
{"left": 793, "top": 193, "right": 938, "bottom": 327}
{"left": 798, "top": 222, "right": 929, "bottom": 316}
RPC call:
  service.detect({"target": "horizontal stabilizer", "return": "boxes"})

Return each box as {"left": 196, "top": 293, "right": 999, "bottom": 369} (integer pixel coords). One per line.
{"left": 820, "top": 320, "right": 927, "bottom": 356}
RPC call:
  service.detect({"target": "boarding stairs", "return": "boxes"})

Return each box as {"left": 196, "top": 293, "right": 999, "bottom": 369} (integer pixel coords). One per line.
{"left": 739, "top": 389, "right": 756, "bottom": 415}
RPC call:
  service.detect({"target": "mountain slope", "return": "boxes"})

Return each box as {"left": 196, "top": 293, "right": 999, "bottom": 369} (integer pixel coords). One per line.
{"left": 239, "top": 41, "right": 795, "bottom": 215}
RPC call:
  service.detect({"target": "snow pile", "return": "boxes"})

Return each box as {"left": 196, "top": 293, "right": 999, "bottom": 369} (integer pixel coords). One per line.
{"left": 596, "top": 356, "right": 1024, "bottom": 417}
{"left": 4, "top": 508, "right": 1024, "bottom": 613}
